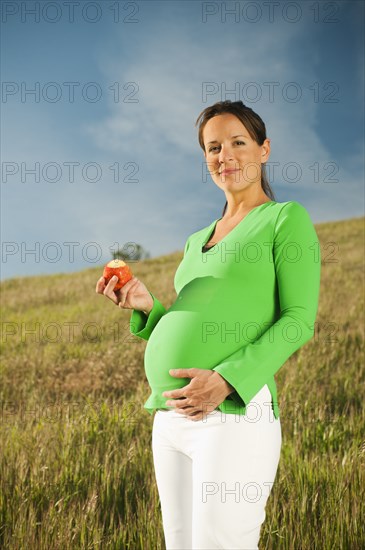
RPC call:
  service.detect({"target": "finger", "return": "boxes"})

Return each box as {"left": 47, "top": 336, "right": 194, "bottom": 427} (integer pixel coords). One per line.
{"left": 117, "top": 276, "right": 138, "bottom": 298}
{"left": 163, "top": 388, "right": 187, "bottom": 397}
{"left": 104, "top": 275, "right": 119, "bottom": 292}
{"left": 95, "top": 276, "right": 106, "bottom": 294}
{"left": 123, "top": 275, "right": 139, "bottom": 288}
{"left": 118, "top": 277, "right": 140, "bottom": 308}
{"left": 176, "top": 408, "right": 188, "bottom": 415}
{"left": 124, "top": 275, "right": 140, "bottom": 291}
{"left": 172, "top": 402, "right": 191, "bottom": 411}
{"left": 103, "top": 277, "right": 119, "bottom": 305}
{"left": 188, "top": 411, "right": 202, "bottom": 421}
{"left": 121, "top": 276, "right": 140, "bottom": 295}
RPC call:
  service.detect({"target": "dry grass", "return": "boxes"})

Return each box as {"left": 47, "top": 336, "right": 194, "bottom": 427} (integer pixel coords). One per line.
{"left": 1, "top": 216, "right": 364, "bottom": 549}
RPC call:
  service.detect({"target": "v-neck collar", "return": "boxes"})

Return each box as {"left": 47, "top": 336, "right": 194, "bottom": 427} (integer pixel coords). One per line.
{"left": 202, "top": 201, "right": 276, "bottom": 249}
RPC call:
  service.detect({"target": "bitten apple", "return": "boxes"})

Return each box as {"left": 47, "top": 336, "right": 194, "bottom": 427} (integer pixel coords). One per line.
{"left": 103, "top": 259, "right": 133, "bottom": 290}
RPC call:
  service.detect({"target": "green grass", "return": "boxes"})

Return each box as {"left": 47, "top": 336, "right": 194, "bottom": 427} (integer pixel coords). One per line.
{"left": 1, "top": 218, "right": 364, "bottom": 549}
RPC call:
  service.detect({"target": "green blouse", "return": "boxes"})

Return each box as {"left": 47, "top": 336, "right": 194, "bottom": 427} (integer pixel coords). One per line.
{"left": 129, "top": 201, "right": 321, "bottom": 419}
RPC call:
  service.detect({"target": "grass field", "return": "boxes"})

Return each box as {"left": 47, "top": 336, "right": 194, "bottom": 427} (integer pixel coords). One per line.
{"left": 1, "top": 216, "right": 364, "bottom": 549}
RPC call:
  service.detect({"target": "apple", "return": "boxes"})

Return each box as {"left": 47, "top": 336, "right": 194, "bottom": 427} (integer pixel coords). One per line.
{"left": 103, "top": 259, "right": 133, "bottom": 290}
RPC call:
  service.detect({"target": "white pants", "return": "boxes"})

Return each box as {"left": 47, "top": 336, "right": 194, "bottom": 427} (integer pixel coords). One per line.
{"left": 151, "top": 384, "right": 282, "bottom": 550}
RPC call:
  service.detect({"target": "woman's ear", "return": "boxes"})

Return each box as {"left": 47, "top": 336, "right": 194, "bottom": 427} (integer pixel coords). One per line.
{"left": 261, "top": 138, "right": 271, "bottom": 163}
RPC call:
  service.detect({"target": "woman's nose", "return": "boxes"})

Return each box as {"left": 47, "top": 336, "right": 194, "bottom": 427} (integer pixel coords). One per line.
{"left": 218, "top": 146, "right": 234, "bottom": 163}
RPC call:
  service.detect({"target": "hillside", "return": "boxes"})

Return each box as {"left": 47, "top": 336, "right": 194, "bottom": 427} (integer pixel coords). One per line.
{"left": 0, "top": 216, "right": 364, "bottom": 549}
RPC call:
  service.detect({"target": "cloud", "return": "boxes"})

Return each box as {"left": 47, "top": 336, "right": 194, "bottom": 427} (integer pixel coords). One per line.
{"left": 2, "top": 3, "right": 363, "bottom": 280}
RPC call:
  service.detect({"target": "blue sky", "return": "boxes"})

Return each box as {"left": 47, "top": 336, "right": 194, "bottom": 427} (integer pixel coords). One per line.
{"left": 1, "top": 0, "right": 364, "bottom": 281}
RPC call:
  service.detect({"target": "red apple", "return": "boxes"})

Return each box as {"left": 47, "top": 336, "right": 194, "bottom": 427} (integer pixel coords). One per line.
{"left": 103, "top": 259, "right": 133, "bottom": 290}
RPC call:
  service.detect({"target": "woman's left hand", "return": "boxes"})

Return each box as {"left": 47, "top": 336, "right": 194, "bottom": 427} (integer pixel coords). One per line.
{"left": 162, "top": 369, "right": 234, "bottom": 421}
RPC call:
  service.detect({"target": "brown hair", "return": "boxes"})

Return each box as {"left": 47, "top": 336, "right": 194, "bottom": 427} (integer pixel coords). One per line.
{"left": 195, "top": 100, "right": 276, "bottom": 217}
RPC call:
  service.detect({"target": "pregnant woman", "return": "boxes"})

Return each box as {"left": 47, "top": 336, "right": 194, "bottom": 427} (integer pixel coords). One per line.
{"left": 96, "top": 100, "right": 321, "bottom": 549}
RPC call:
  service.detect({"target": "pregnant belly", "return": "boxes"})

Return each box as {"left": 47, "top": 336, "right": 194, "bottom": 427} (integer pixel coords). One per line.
{"left": 144, "top": 277, "right": 275, "bottom": 393}
{"left": 144, "top": 311, "right": 208, "bottom": 390}
{"left": 144, "top": 309, "right": 252, "bottom": 391}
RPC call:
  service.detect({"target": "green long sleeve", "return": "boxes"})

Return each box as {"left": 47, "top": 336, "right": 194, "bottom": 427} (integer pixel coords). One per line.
{"left": 129, "top": 292, "right": 166, "bottom": 341}
{"left": 212, "top": 201, "right": 321, "bottom": 410}
{"left": 129, "top": 235, "right": 191, "bottom": 341}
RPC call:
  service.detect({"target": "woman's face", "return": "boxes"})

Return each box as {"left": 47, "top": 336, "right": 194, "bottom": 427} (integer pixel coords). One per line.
{"left": 202, "top": 113, "right": 270, "bottom": 194}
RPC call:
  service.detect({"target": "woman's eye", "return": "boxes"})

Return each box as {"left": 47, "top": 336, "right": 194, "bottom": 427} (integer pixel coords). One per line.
{"left": 208, "top": 141, "right": 245, "bottom": 153}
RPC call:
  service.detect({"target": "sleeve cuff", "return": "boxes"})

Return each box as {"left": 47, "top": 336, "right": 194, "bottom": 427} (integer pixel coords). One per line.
{"left": 129, "top": 292, "right": 167, "bottom": 341}
{"left": 213, "top": 358, "right": 249, "bottom": 408}
{"left": 213, "top": 365, "right": 254, "bottom": 409}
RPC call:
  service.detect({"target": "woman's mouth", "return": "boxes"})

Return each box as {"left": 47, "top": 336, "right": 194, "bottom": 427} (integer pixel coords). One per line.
{"left": 220, "top": 169, "right": 239, "bottom": 176}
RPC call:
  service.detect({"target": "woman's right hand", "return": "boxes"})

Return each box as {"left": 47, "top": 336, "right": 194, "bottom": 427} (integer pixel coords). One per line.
{"left": 95, "top": 275, "right": 154, "bottom": 314}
